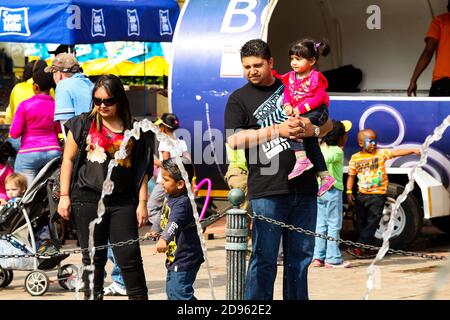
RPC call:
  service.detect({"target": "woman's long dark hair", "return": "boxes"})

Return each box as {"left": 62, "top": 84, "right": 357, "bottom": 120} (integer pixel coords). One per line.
{"left": 90, "top": 74, "right": 132, "bottom": 131}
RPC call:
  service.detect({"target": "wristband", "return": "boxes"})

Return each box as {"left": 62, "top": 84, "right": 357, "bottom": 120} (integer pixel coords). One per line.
{"left": 60, "top": 194, "right": 69, "bottom": 197}
{"left": 346, "top": 190, "right": 353, "bottom": 194}
{"left": 139, "top": 200, "right": 147, "bottom": 202}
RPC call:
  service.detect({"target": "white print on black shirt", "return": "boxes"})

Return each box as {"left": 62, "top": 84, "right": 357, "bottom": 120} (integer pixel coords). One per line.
{"left": 253, "top": 84, "right": 289, "bottom": 160}
{"left": 263, "top": 137, "right": 290, "bottom": 160}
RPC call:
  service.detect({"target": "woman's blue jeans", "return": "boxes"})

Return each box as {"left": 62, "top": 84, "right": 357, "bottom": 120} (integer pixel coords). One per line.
{"left": 14, "top": 150, "right": 61, "bottom": 185}
{"left": 313, "top": 188, "right": 344, "bottom": 264}
{"left": 246, "top": 193, "right": 317, "bottom": 300}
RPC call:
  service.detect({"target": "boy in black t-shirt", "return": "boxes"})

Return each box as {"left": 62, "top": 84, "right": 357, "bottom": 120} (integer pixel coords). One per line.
{"left": 151, "top": 159, "right": 203, "bottom": 300}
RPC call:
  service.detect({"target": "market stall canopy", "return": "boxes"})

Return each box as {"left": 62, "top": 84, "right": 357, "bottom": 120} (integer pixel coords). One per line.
{"left": 0, "top": 0, "right": 180, "bottom": 44}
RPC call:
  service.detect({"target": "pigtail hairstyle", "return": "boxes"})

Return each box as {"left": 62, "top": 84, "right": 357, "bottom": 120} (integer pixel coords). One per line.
{"left": 316, "top": 39, "right": 331, "bottom": 57}
{"left": 288, "top": 38, "right": 331, "bottom": 65}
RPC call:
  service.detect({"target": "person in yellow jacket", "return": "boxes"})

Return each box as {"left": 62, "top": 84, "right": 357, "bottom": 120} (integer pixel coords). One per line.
{"left": 6, "top": 60, "right": 51, "bottom": 125}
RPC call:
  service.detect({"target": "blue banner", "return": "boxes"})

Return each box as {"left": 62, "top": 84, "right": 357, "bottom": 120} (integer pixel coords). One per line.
{"left": 0, "top": 0, "right": 179, "bottom": 44}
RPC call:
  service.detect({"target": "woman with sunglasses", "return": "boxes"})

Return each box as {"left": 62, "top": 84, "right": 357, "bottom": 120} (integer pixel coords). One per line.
{"left": 57, "top": 74, "right": 153, "bottom": 300}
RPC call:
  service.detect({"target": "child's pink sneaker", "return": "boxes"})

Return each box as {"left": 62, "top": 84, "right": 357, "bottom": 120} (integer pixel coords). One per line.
{"left": 312, "top": 259, "right": 324, "bottom": 267}
{"left": 288, "top": 158, "right": 313, "bottom": 180}
{"left": 317, "top": 175, "right": 336, "bottom": 197}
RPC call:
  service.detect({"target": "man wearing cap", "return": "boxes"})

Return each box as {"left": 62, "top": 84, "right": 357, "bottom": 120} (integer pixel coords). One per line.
{"left": 45, "top": 53, "right": 94, "bottom": 126}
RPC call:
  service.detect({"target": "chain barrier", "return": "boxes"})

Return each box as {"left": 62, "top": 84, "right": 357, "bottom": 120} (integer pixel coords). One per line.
{"left": 250, "top": 213, "right": 446, "bottom": 261}
{"left": 4, "top": 208, "right": 441, "bottom": 260}
{"left": 0, "top": 208, "right": 227, "bottom": 260}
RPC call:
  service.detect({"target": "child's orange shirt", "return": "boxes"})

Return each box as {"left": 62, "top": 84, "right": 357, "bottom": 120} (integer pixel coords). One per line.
{"left": 348, "top": 149, "right": 394, "bottom": 194}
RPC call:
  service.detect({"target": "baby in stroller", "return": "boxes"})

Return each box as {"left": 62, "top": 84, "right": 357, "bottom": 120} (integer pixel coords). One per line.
{"left": 2, "top": 173, "right": 53, "bottom": 252}
{"left": 0, "top": 159, "right": 77, "bottom": 295}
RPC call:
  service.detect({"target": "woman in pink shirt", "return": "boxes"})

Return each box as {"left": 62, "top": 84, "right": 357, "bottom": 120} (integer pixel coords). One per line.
{"left": 10, "top": 69, "right": 61, "bottom": 185}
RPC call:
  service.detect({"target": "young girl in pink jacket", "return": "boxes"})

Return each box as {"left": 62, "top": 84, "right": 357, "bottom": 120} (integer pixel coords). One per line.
{"left": 279, "top": 38, "right": 335, "bottom": 196}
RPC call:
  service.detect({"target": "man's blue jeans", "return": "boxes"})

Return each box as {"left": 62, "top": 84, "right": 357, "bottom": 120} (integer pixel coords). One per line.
{"left": 246, "top": 193, "right": 317, "bottom": 300}
{"left": 313, "top": 188, "right": 344, "bottom": 264}
{"left": 166, "top": 266, "right": 200, "bottom": 300}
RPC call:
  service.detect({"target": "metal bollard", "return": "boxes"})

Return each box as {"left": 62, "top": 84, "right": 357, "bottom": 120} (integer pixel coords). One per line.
{"left": 225, "top": 188, "right": 248, "bottom": 300}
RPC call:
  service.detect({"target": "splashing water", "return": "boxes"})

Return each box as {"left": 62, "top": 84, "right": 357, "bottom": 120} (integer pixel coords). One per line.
{"left": 85, "top": 119, "right": 216, "bottom": 300}
{"left": 364, "top": 115, "right": 450, "bottom": 300}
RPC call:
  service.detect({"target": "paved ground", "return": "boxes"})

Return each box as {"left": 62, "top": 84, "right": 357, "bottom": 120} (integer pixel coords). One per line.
{"left": 1, "top": 218, "right": 450, "bottom": 300}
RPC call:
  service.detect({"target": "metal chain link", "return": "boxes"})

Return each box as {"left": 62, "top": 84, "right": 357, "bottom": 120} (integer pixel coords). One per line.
{"left": 1, "top": 209, "right": 443, "bottom": 261}
{"left": 250, "top": 213, "right": 446, "bottom": 261}
{"left": 0, "top": 235, "right": 150, "bottom": 259}
{"left": 0, "top": 209, "right": 229, "bottom": 260}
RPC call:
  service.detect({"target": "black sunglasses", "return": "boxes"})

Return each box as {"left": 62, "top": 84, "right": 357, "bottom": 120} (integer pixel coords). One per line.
{"left": 93, "top": 97, "right": 116, "bottom": 107}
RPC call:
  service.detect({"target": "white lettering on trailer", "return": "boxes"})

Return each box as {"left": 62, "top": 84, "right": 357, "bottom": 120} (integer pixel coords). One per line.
{"left": 366, "top": 5, "right": 381, "bottom": 30}
{"left": 220, "top": 0, "right": 257, "bottom": 33}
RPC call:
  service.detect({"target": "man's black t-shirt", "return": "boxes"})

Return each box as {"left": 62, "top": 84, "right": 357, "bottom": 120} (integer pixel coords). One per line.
{"left": 224, "top": 78, "right": 318, "bottom": 199}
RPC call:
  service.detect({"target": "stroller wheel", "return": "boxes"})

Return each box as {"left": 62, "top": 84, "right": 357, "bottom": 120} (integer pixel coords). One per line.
{"left": 25, "top": 271, "right": 49, "bottom": 296}
{"left": 58, "top": 264, "right": 80, "bottom": 290}
{"left": 0, "top": 267, "right": 12, "bottom": 288}
{"left": 5, "top": 270, "right": 13, "bottom": 287}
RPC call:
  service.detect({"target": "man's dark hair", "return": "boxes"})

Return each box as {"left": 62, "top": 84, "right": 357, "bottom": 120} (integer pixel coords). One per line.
{"left": 240, "top": 39, "right": 272, "bottom": 60}
{"left": 162, "top": 158, "right": 195, "bottom": 183}
{"left": 448, "top": 0, "right": 449, "bottom": 11}
{"left": 33, "top": 69, "right": 56, "bottom": 92}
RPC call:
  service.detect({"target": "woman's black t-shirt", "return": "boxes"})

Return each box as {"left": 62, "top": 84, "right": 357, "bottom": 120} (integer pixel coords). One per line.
{"left": 66, "top": 115, "right": 134, "bottom": 196}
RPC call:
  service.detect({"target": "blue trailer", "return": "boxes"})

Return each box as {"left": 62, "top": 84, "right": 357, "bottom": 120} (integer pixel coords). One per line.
{"left": 170, "top": 0, "right": 450, "bottom": 248}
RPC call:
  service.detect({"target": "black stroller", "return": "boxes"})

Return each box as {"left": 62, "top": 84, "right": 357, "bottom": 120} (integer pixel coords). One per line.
{"left": 0, "top": 157, "right": 79, "bottom": 296}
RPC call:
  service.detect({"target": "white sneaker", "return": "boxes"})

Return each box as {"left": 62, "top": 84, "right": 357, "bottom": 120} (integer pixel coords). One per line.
{"left": 104, "top": 282, "right": 127, "bottom": 296}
